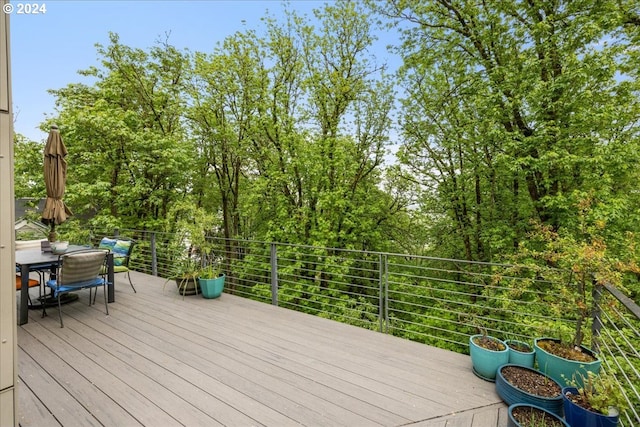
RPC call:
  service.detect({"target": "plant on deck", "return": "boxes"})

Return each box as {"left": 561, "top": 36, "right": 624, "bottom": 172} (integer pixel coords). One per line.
{"left": 502, "top": 196, "right": 639, "bottom": 355}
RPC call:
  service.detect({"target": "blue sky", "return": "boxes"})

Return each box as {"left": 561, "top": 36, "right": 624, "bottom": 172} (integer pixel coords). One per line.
{"left": 11, "top": 0, "right": 384, "bottom": 143}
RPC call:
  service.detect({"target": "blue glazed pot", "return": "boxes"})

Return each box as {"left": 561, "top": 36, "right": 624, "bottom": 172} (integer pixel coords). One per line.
{"left": 508, "top": 403, "right": 570, "bottom": 427}
{"left": 562, "top": 387, "right": 620, "bottom": 427}
{"left": 469, "top": 335, "right": 509, "bottom": 381}
{"left": 496, "top": 364, "right": 564, "bottom": 417}
{"left": 506, "top": 340, "right": 535, "bottom": 368}
{"left": 198, "top": 274, "right": 225, "bottom": 299}
{"left": 535, "top": 337, "right": 601, "bottom": 388}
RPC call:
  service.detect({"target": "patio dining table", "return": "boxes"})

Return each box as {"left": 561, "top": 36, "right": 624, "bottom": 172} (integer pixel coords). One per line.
{"left": 16, "top": 246, "right": 115, "bottom": 325}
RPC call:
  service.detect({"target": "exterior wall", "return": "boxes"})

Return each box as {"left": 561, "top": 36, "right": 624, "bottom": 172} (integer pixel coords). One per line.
{"left": 0, "top": 2, "right": 17, "bottom": 425}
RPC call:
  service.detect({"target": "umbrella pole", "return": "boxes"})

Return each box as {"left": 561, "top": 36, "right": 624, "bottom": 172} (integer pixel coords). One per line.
{"left": 48, "top": 223, "right": 56, "bottom": 242}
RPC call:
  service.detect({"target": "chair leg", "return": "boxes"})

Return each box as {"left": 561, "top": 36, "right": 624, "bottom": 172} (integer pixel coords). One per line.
{"left": 25, "top": 285, "right": 33, "bottom": 307}
{"left": 37, "top": 274, "right": 43, "bottom": 304}
{"left": 127, "top": 271, "right": 137, "bottom": 293}
{"left": 42, "top": 296, "right": 47, "bottom": 318}
{"left": 26, "top": 283, "right": 38, "bottom": 307}
{"left": 36, "top": 270, "right": 45, "bottom": 299}
{"left": 42, "top": 284, "right": 48, "bottom": 318}
{"left": 57, "top": 294, "right": 64, "bottom": 328}
{"left": 22, "top": 273, "right": 43, "bottom": 308}
{"left": 41, "top": 271, "right": 53, "bottom": 318}
{"left": 102, "top": 283, "right": 109, "bottom": 316}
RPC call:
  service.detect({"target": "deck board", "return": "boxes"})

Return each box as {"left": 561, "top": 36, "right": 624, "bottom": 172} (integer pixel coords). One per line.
{"left": 17, "top": 348, "right": 64, "bottom": 427}
{"left": 18, "top": 271, "right": 507, "bottom": 427}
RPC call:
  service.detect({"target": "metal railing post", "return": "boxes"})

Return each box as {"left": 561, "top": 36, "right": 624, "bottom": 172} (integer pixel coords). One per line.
{"left": 591, "top": 278, "right": 603, "bottom": 352}
{"left": 384, "top": 254, "right": 389, "bottom": 334}
{"left": 270, "top": 243, "right": 278, "bottom": 306}
{"left": 150, "top": 232, "right": 157, "bottom": 276}
{"left": 378, "top": 253, "right": 384, "bottom": 333}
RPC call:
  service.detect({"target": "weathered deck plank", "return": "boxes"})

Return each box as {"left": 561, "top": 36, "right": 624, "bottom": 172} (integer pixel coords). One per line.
{"left": 16, "top": 348, "right": 65, "bottom": 427}
{"left": 18, "top": 271, "right": 506, "bottom": 427}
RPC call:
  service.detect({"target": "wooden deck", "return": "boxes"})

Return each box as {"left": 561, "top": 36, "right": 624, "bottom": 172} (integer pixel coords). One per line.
{"left": 17, "top": 271, "right": 507, "bottom": 427}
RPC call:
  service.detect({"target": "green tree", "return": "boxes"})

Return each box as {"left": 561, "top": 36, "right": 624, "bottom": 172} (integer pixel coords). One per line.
{"left": 13, "top": 133, "right": 45, "bottom": 199}
{"left": 48, "top": 33, "right": 193, "bottom": 231}
{"left": 374, "top": 0, "right": 640, "bottom": 261}
{"left": 250, "top": 1, "right": 402, "bottom": 252}
{"left": 187, "top": 30, "right": 263, "bottom": 241}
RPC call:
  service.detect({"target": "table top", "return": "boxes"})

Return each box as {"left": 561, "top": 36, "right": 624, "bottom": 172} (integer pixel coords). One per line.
{"left": 16, "top": 245, "right": 93, "bottom": 266}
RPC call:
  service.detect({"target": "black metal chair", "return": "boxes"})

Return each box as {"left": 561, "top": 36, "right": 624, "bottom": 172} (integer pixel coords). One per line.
{"left": 44, "top": 249, "right": 109, "bottom": 328}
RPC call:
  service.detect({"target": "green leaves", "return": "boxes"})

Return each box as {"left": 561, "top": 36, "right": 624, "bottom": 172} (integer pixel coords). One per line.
{"left": 13, "top": 133, "right": 45, "bottom": 198}
{"left": 48, "top": 32, "right": 192, "bottom": 231}
{"left": 379, "top": 0, "right": 640, "bottom": 261}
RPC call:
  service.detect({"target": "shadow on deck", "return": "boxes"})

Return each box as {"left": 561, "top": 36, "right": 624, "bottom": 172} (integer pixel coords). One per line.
{"left": 18, "top": 271, "right": 507, "bottom": 427}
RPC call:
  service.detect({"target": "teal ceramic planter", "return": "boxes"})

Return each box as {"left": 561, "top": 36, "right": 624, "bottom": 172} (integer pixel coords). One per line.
{"left": 469, "top": 335, "right": 509, "bottom": 381}
{"left": 506, "top": 340, "right": 535, "bottom": 369}
{"left": 534, "top": 338, "right": 601, "bottom": 388}
{"left": 198, "top": 274, "right": 225, "bottom": 299}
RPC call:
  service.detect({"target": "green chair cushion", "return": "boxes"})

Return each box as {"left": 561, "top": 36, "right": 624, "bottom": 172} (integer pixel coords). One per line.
{"left": 101, "top": 265, "right": 129, "bottom": 274}
{"left": 98, "top": 237, "right": 132, "bottom": 266}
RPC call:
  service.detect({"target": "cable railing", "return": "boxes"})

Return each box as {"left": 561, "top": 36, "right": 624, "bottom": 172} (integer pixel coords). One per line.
{"left": 595, "top": 284, "right": 640, "bottom": 426}
{"left": 88, "top": 227, "right": 640, "bottom": 425}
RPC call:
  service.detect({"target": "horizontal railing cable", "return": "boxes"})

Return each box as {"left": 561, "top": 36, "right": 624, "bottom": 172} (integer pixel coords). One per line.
{"left": 82, "top": 227, "right": 639, "bottom": 425}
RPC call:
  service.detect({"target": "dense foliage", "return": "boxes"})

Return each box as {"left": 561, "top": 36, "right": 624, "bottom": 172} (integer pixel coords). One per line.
{"left": 16, "top": 1, "right": 639, "bottom": 307}
{"left": 374, "top": 0, "right": 640, "bottom": 262}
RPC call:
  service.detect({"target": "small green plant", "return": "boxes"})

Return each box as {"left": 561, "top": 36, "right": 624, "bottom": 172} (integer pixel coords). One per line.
{"left": 507, "top": 340, "right": 532, "bottom": 353}
{"left": 567, "top": 370, "right": 628, "bottom": 415}
{"left": 503, "top": 333, "right": 533, "bottom": 353}
{"left": 198, "top": 263, "right": 221, "bottom": 279}
{"left": 512, "top": 405, "right": 565, "bottom": 426}
{"left": 466, "top": 316, "right": 506, "bottom": 351}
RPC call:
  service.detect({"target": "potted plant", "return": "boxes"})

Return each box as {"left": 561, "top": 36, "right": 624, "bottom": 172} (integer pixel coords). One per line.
{"left": 507, "top": 200, "right": 636, "bottom": 387}
{"left": 164, "top": 258, "right": 201, "bottom": 297}
{"left": 197, "top": 263, "right": 225, "bottom": 299}
{"left": 469, "top": 332, "right": 509, "bottom": 381}
{"left": 508, "top": 403, "right": 569, "bottom": 427}
{"left": 529, "top": 224, "right": 606, "bottom": 387}
{"left": 562, "top": 371, "right": 627, "bottom": 427}
{"left": 506, "top": 339, "right": 535, "bottom": 368}
{"left": 496, "top": 364, "right": 564, "bottom": 417}
{"left": 534, "top": 337, "right": 600, "bottom": 388}
{"left": 163, "top": 202, "right": 222, "bottom": 298}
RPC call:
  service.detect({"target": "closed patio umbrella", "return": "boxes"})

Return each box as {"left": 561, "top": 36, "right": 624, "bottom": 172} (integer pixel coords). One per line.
{"left": 41, "top": 125, "right": 72, "bottom": 241}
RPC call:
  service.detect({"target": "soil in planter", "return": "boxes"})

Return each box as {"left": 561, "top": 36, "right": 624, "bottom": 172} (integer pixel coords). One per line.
{"left": 502, "top": 365, "right": 561, "bottom": 397}
{"left": 472, "top": 335, "right": 506, "bottom": 351}
{"left": 508, "top": 341, "right": 531, "bottom": 352}
{"left": 537, "top": 339, "right": 597, "bottom": 363}
{"left": 512, "top": 406, "right": 565, "bottom": 427}
{"left": 564, "top": 389, "right": 600, "bottom": 413}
